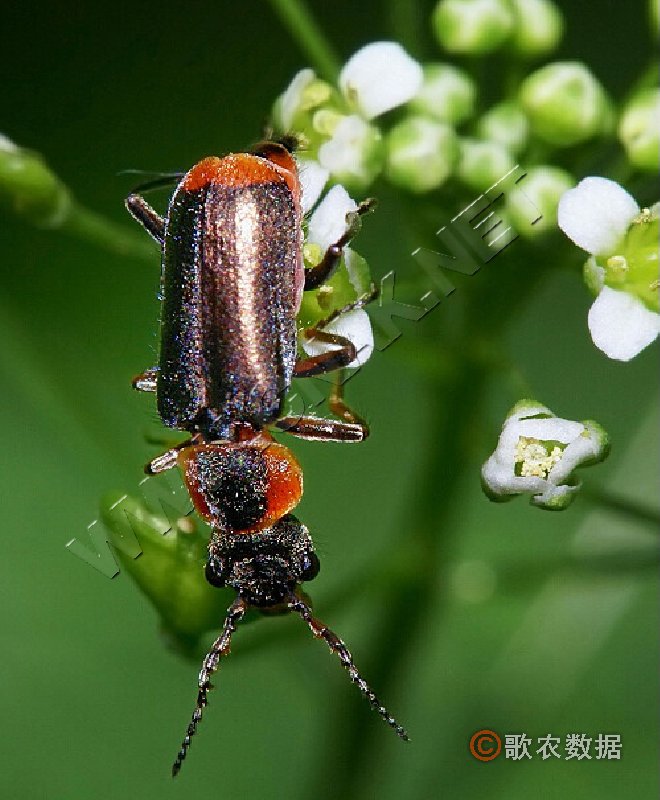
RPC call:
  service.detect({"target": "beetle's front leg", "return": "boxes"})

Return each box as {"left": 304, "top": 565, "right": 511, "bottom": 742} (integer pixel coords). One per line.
{"left": 125, "top": 193, "right": 166, "bottom": 244}
{"left": 304, "top": 198, "right": 376, "bottom": 291}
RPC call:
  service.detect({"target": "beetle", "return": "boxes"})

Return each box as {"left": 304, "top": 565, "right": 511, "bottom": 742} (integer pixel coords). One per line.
{"left": 124, "top": 139, "right": 407, "bottom": 776}
{"left": 125, "top": 138, "right": 376, "bottom": 474}
{"left": 168, "top": 432, "right": 409, "bottom": 776}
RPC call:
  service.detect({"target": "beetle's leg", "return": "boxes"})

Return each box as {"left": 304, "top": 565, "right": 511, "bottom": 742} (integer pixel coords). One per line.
{"left": 132, "top": 367, "right": 158, "bottom": 392}
{"left": 328, "top": 372, "right": 368, "bottom": 429}
{"left": 125, "top": 193, "right": 165, "bottom": 244}
{"left": 274, "top": 415, "right": 367, "bottom": 442}
{"left": 145, "top": 436, "right": 198, "bottom": 475}
{"left": 304, "top": 198, "right": 376, "bottom": 291}
{"left": 294, "top": 330, "right": 356, "bottom": 378}
{"left": 294, "top": 284, "right": 378, "bottom": 378}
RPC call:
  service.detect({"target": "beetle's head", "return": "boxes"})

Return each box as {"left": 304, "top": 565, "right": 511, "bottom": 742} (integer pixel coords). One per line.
{"left": 205, "top": 515, "right": 320, "bottom": 607}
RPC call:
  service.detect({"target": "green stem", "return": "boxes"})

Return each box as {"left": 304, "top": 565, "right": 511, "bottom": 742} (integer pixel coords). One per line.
{"left": 583, "top": 485, "right": 660, "bottom": 530}
{"left": 61, "top": 202, "right": 156, "bottom": 262}
{"left": 387, "top": 0, "right": 426, "bottom": 57}
{"left": 266, "top": 0, "right": 341, "bottom": 82}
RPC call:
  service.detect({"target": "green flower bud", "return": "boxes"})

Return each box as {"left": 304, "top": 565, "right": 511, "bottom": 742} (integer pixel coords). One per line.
{"left": 298, "top": 248, "right": 372, "bottom": 328}
{"left": 432, "top": 0, "right": 514, "bottom": 54}
{"left": 271, "top": 69, "right": 342, "bottom": 151}
{"left": 385, "top": 116, "right": 459, "bottom": 192}
{"left": 0, "top": 135, "right": 71, "bottom": 227}
{"left": 618, "top": 88, "right": 660, "bottom": 172}
{"left": 100, "top": 492, "right": 239, "bottom": 653}
{"left": 456, "top": 137, "right": 515, "bottom": 192}
{"left": 408, "top": 63, "right": 476, "bottom": 124}
{"left": 519, "top": 62, "right": 611, "bottom": 146}
{"left": 506, "top": 165, "right": 573, "bottom": 237}
{"left": 508, "top": 0, "right": 564, "bottom": 56}
{"left": 476, "top": 102, "right": 529, "bottom": 154}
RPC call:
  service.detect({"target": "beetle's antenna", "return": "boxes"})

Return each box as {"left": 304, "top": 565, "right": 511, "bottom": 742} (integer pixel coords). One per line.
{"left": 288, "top": 595, "right": 410, "bottom": 741}
{"left": 127, "top": 172, "right": 185, "bottom": 195}
{"left": 171, "top": 596, "right": 247, "bottom": 778}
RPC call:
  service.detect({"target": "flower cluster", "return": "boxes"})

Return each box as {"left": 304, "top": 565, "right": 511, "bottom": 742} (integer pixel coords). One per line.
{"left": 481, "top": 401, "right": 610, "bottom": 510}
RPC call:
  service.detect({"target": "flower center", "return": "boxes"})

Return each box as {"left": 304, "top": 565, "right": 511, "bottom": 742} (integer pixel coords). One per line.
{"left": 514, "top": 437, "right": 563, "bottom": 478}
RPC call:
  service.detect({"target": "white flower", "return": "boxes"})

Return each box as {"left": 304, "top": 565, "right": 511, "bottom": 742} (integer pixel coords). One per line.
{"left": 558, "top": 177, "right": 660, "bottom": 361}
{"left": 277, "top": 69, "right": 316, "bottom": 131}
{"left": 481, "top": 401, "right": 609, "bottom": 510}
{"left": 306, "top": 184, "right": 357, "bottom": 251}
{"left": 317, "top": 115, "right": 382, "bottom": 189}
{"left": 587, "top": 286, "right": 660, "bottom": 361}
{"left": 558, "top": 176, "right": 640, "bottom": 256}
{"left": 339, "top": 42, "right": 423, "bottom": 120}
{"left": 301, "top": 186, "right": 374, "bottom": 367}
{"left": 296, "top": 158, "right": 329, "bottom": 215}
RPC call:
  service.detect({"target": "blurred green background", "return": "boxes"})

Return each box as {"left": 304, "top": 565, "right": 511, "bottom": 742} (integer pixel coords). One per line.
{"left": 1, "top": 1, "right": 657, "bottom": 798}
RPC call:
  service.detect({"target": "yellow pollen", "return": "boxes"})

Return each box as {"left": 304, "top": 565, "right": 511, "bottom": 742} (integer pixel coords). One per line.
{"left": 515, "top": 437, "right": 563, "bottom": 478}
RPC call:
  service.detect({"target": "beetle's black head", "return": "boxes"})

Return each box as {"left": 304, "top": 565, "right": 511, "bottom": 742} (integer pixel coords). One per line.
{"left": 251, "top": 133, "right": 304, "bottom": 159}
{"left": 205, "top": 515, "right": 320, "bottom": 607}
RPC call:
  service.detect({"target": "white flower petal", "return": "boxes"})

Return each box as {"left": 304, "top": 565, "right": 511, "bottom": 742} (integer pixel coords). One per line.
{"left": 514, "top": 417, "right": 584, "bottom": 444}
{"left": 297, "top": 158, "right": 329, "bottom": 215}
{"left": 306, "top": 184, "right": 357, "bottom": 251}
{"left": 549, "top": 423, "right": 602, "bottom": 484}
{"left": 278, "top": 68, "right": 315, "bottom": 131}
{"left": 532, "top": 481, "right": 580, "bottom": 509}
{"left": 317, "top": 114, "right": 379, "bottom": 185}
{"left": 339, "top": 42, "right": 423, "bottom": 120}
{"left": 301, "top": 309, "right": 374, "bottom": 368}
{"left": 557, "top": 176, "right": 640, "bottom": 256}
{"left": 587, "top": 286, "right": 660, "bottom": 361}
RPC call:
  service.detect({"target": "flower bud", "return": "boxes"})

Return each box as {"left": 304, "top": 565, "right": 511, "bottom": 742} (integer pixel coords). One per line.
{"left": 508, "top": 0, "right": 564, "bottom": 56}
{"left": 0, "top": 135, "right": 71, "bottom": 227}
{"left": 385, "top": 116, "right": 459, "bottom": 192}
{"left": 618, "top": 88, "right": 660, "bottom": 172}
{"left": 506, "top": 165, "right": 573, "bottom": 237}
{"left": 100, "top": 492, "right": 236, "bottom": 649}
{"left": 519, "top": 62, "right": 611, "bottom": 146}
{"left": 481, "top": 401, "right": 610, "bottom": 510}
{"left": 432, "top": 0, "right": 514, "bottom": 54}
{"left": 408, "top": 63, "right": 476, "bottom": 124}
{"left": 456, "top": 137, "right": 515, "bottom": 192}
{"left": 476, "top": 102, "right": 529, "bottom": 154}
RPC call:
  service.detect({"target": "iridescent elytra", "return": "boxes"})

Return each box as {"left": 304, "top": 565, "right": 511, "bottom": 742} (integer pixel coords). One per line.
{"left": 126, "top": 139, "right": 377, "bottom": 474}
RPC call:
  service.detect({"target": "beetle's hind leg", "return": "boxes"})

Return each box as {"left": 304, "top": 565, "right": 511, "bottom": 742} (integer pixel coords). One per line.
{"left": 304, "top": 198, "right": 377, "bottom": 291}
